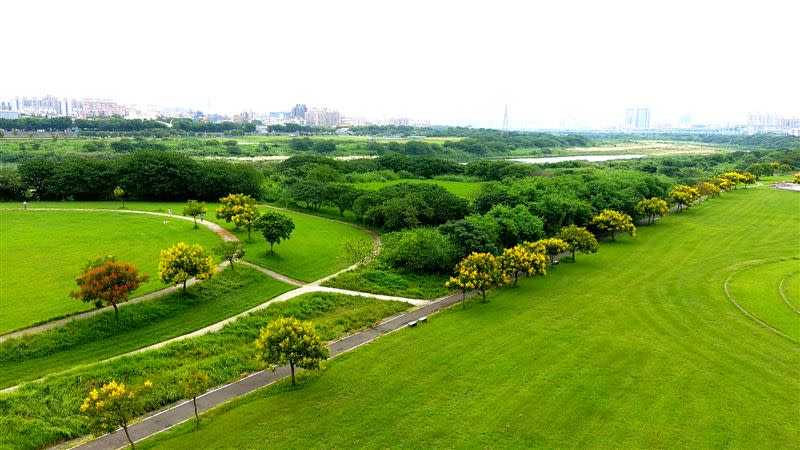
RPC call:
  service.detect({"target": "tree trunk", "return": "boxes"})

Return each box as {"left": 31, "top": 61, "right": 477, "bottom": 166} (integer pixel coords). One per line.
{"left": 122, "top": 420, "right": 135, "bottom": 449}
{"left": 481, "top": 289, "right": 486, "bottom": 302}
{"left": 193, "top": 397, "right": 199, "bottom": 427}
{"left": 611, "top": 231, "right": 616, "bottom": 241}
{"left": 572, "top": 250, "right": 576, "bottom": 262}
{"left": 183, "top": 279, "right": 187, "bottom": 291}
{"left": 270, "top": 242, "right": 274, "bottom": 253}
{"left": 193, "top": 217, "right": 198, "bottom": 229}
{"left": 513, "top": 271, "right": 519, "bottom": 287}
{"left": 113, "top": 303, "right": 119, "bottom": 320}
{"left": 290, "top": 362, "right": 295, "bottom": 385}
{"left": 247, "top": 228, "right": 251, "bottom": 240}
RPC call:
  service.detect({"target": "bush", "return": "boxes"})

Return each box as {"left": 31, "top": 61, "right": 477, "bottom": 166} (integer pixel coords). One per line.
{"left": 380, "top": 228, "right": 457, "bottom": 273}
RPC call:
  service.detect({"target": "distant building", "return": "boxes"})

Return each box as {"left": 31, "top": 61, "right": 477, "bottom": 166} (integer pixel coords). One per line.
{"left": 635, "top": 108, "right": 651, "bottom": 129}
{"left": 0, "top": 111, "right": 20, "bottom": 119}
{"left": 624, "top": 109, "right": 636, "bottom": 128}
{"left": 304, "top": 108, "right": 340, "bottom": 127}
{"left": 290, "top": 104, "right": 307, "bottom": 120}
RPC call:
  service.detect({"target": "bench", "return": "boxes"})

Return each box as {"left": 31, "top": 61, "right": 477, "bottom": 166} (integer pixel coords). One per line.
{"left": 407, "top": 321, "right": 417, "bottom": 328}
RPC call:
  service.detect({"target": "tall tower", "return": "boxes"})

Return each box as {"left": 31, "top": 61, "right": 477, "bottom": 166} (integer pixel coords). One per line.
{"left": 502, "top": 104, "right": 509, "bottom": 136}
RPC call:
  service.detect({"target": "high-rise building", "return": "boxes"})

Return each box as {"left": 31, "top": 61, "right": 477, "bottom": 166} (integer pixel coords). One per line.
{"left": 290, "top": 104, "right": 307, "bottom": 119}
{"left": 624, "top": 109, "right": 636, "bottom": 128}
{"left": 635, "top": 108, "right": 651, "bottom": 129}
{"left": 304, "top": 108, "right": 340, "bottom": 127}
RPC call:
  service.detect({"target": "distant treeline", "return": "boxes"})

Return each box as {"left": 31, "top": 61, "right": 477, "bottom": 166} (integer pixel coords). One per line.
{"left": 587, "top": 132, "right": 800, "bottom": 150}
{"left": 1, "top": 152, "right": 261, "bottom": 201}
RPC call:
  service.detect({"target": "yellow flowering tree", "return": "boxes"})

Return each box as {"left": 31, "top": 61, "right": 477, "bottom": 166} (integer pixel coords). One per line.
{"left": 694, "top": 182, "right": 721, "bottom": 199}
{"left": 179, "top": 370, "right": 210, "bottom": 427}
{"left": 526, "top": 238, "right": 570, "bottom": 265}
{"left": 255, "top": 317, "right": 328, "bottom": 386}
{"left": 556, "top": 225, "right": 599, "bottom": 262}
{"left": 740, "top": 171, "right": 757, "bottom": 188}
{"left": 113, "top": 186, "right": 125, "bottom": 208}
{"left": 498, "top": 244, "right": 547, "bottom": 287}
{"left": 794, "top": 173, "right": 800, "bottom": 184}
{"left": 719, "top": 172, "right": 746, "bottom": 189}
{"left": 711, "top": 176, "right": 734, "bottom": 191}
{"left": 669, "top": 185, "right": 701, "bottom": 212}
{"left": 158, "top": 242, "right": 216, "bottom": 291}
{"left": 445, "top": 252, "right": 506, "bottom": 307}
{"left": 590, "top": 210, "right": 636, "bottom": 241}
{"left": 634, "top": 197, "right": 669, "bottom": 224}
{"left": 182, "top": 200, "right": 207, "bottom": 229}
{"left": 80, "top": 379, "right": 153, "bottom": 449}
{"left": 215, "top": 193, "right": 257, "bottom": 231}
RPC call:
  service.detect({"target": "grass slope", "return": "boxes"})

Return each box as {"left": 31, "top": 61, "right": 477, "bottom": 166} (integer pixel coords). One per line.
{"left": 0, "top": 292, "right": 409, "bottom": 449}
{"left": 323, "top": 264, "right": 453, "bottom": 300}
{"left": 237, "top": 207, "right": 373, "bottom": 282}
{"left": 0, "top": 267, "right": 292, "bottom": 388}
{"left": 354, "top": 178, "right": 486, "bottom": 199}
{"left": 145, "top": 187, "right": 800, "bottom": 449}
{"left": 0, "top": 210, "right": 222, "bottom": 333}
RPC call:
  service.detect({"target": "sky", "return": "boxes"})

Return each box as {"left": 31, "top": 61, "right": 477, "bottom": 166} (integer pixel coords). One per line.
{"left": 2, "top": 0, "right": 799, "bottom": 128}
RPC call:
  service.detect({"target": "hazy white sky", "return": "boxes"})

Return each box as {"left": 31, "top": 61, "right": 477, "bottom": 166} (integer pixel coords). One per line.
{"left": 2, "top": 0, "right": 798, "bottom": 127}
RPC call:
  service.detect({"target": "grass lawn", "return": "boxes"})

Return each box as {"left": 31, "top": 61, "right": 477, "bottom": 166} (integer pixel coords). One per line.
{"left": 144, "top": 186, "right": 800, "bottom": 449}
{"left": 354, "top": 178, "right": 486, "bottom": 199}
{"left": 0, "top": 209, "right": 223, "bottom": 333}
{"left": 234, "top": 207, "right": 373, "bottom": 282}
{"left": 323, "top": 263, "right": 453, "bottom": 300}
{"left": 0, "top": 292, "right": 409, "bottom": 450}
{"left": 0, "top": 267, "right": 293, "bottom": 388}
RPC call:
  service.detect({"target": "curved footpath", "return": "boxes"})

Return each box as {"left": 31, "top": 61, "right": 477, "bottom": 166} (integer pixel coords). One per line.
{"left": 0, "top": 208, "right": 238, "bottom": 343}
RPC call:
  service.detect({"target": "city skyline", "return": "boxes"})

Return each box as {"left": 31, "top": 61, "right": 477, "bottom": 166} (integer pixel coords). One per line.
{"left": 3, "top": 0, "right": 799, "bottom": 129}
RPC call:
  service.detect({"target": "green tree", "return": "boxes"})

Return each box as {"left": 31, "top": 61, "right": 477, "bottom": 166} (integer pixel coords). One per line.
{"left": 183, "top": 200, "right": 207, "bottom": 229}
{"left": 339, "top": 238, "right": 375, "bottom": 265}
{"left": 255, "top": 317, "right": 328, "bottom": 385}
{"left": 179, "top": 370, "right": 210, "bottom": 427}
{"left": 233, "top": 206, "right": 261, "bottom": 240}
{"left": 556, "top": 225, "right": 599, "bottom": 262}
{"left": 113, "top": 186, "right": 125, "bottom": 208}
{"left": 486, "top": 204, "right": 546, "bottom": 248}
{"left": 634, "top": 197, "right": 669, "bottom": 224}
{"left": 213, "top": 241, "right": 244, "bottom": 270}
{"left": 590, "top": 210, "right": 636, "bottom": 241}
{"left": 253, "top": 211, "right": 295, "bottom": 253}
{"left": 158, "top": 242, "right": 216, "bottom": 291}
{"left": 69, "top": 256, "right": 149, "bottom": 319}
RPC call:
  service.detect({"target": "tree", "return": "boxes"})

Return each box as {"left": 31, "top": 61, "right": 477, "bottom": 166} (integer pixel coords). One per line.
{"left": 80, "top": 379, "right": 153, "bottom": 449}
{"left": 634, "top": 197, "right": 669, "bottom": 224}
{"left": 254, "top": 317, "right": 328, "bottom": 385}
{"left": 498, "top": 244, "right": 548, "bottom": 287}
{"left": 253, "top": 211, "right": 295, "bottom": 253}
{"left": 445, "top": 252, "right": 507, "bottom": 306}
{"left": 233, "top": 206, "right": 261, "bottom": 240}
{"left": 527, "top": 238, "right": 570, "bottom": 265}
{"left": 113, "top": 186, "right": 125, "bottom": 208}
{"left": 339, "top": 238, "right": 375, "bottom": 265}
{"left": 486, "top": 204, "right": 546, "bottom": 248}
{"left": 215, "top": 193, "right": 256, "bottom": 228}
{"left": 557, "top": 225, "right": 599, "bottom": 262}
{"left": 694, "top": 182, "right": 721, "bottom": 199}
{"left": 711, "top": 176, "right": 734, "bottom": 191}
{"left": 794, "top": 173, "right": 800, "bottom": 184}
{"left": 589, "top": 210, "right": 636, "bottom": 241}
{"left": 213, "top": 241, "right": 244, "bottom": 270}
{"left": 183, "top": 200, "right": 207, "bottom": 229}
{"left": 668, "top": 185, "right": 700, "bottom": 212}
{"left": 380, "top": 228, "right": 456, "bottom": 273}
{"left": 740, "top": 172, "right": 757, "bottom": 188}
{"left": 158, "top": 242, "right": 216, "bottom": 291}
{"left": 179, "top": 370, "right": 210, "bottom": 427}
{"left": 70, "top": 256, "right": 149, "bottom": 319}
{"left": 719, "top": 172, "right": 746, "bottom": 189}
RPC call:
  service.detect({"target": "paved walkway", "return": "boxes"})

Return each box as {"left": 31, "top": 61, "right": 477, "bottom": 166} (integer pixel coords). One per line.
{"left": 0, "top": 209, "right": 238, "bottom": 342}
{"left": 72, "top": 290, "right": 469, "bottom": 450}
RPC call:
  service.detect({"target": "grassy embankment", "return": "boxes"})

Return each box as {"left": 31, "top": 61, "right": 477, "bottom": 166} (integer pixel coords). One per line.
{"left": 145, "top": 186, "right": 800, "bottom": 449}
{"left": 0, "top": 292, "right": 410, "bottom": 449}
{"left": 0, "top": 267, "right": 292, "bottom": 388}
{"left": 0, "top": 209, "right": 223, "bottom": 333}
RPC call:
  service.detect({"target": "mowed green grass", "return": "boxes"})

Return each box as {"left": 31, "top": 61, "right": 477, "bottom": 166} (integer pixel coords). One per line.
{"left": 783, "top": 271, "right": 800, "bottom": 311}
{"left": 0, "top": 210, "right": 223, "bottom": 333}
{"left": 727, "top": 258, "right": 800, "bottom": 341}
{"left": 145, "top": 187, "right": 800, "bottom": 449}
{"left": 0, "top": 267, "right": 292, "bottom": 388}
{"left": 235, "top": 207, "right": 373, "bottom": 282}
{"left": 355, "top": 178, "right": 486, "bottom": 199}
